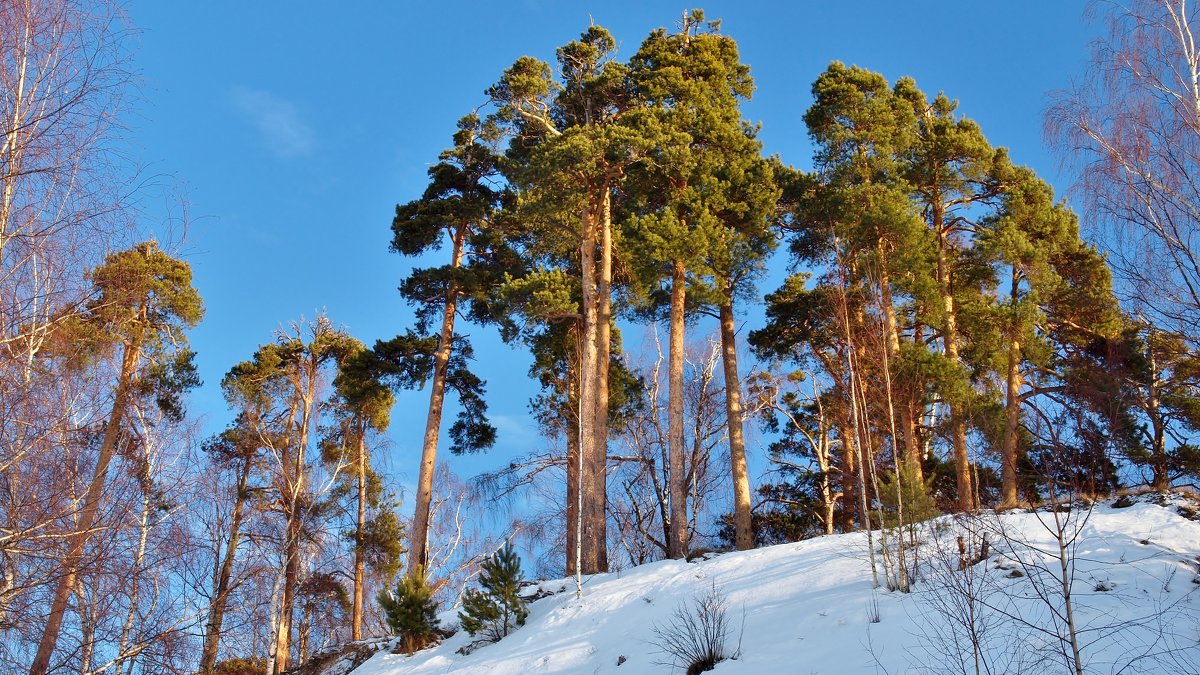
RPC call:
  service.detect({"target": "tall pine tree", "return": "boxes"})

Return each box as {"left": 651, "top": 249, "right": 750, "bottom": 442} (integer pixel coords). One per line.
{"left": 32, "top": 243, "right": 203, "bottom": 675}
{"left": 623, "top": 10, "right": 760, "bottom": 558}
{"left": 390, "top": 114, "right": 506, "bottom": 574}
{"left": 489, "top": 24, "right": 645, "bottom": 574}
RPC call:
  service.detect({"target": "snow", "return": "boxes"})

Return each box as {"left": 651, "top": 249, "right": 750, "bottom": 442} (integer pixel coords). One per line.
{"left": 351, "top": 495, "right": 1200, "bottom": 674}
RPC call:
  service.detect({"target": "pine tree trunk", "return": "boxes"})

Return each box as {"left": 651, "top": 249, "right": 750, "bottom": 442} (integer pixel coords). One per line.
{"left": 589, "top": 189, "right": 612, "bottom": 572}
{"left": 199, "top": 451, "right": 254, "bottom": 674}
{"left": 30, "top": 338, "right": 139, "bottom": 675}
{"left": 352, "top": 431, "right": 366, "bottom": 641}
{"left": 1001, "top": 339, "right": 1022, "bottom": 507}
{"left": 1001, "top": 269, "right": 1022, "bottom": 508}
{"left": 408, "top": 228, "right": 465, "bottom": 574}
{"left": 910, "top": 319, "right": 928, "bottom": 461}
{"left": 577, "top": 205, "right": 601, "bottom": 573}
{"left": 718, "top": 295, "right": 753, "bottom": 550}
{"left": 819, "top": 440, "right": 835, "bottom": 536}
{"left": 840, "top": 421, "right": 858, "bottom": 532}
{"left": 935, "top": 216, "right": 974, "bottom": 512}
{"left": 667, "top": 259, "right": 688, "bottom": 559}
{"left": 275, "top": 373, "right": 317, "bottom": 675}
{"left": 275, "top": 484, "right": 301, "bottom": 673}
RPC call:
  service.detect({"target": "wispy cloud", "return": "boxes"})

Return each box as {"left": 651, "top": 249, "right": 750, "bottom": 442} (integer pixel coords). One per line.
{"left": 490, "top": 413, "right": 537, "bottom": 450}
{"left": 230, "top": 87, "right": 316, "bottom": 158}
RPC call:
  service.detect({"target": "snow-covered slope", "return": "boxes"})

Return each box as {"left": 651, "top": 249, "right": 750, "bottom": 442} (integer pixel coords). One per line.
{"left": 353, "top": 495, "right": 1200, "bottom": 674}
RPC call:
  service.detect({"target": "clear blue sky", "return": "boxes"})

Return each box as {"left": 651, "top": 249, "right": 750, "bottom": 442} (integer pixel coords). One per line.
{"left": 124, "top": 1, "right": 1096, "bottom": 491}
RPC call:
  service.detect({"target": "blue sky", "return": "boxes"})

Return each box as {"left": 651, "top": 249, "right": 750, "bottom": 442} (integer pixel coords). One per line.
{"left": 124, "top": 1, "right": 1096, "bottom": 492}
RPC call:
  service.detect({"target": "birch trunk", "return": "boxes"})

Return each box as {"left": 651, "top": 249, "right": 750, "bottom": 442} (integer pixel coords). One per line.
{"left": 113, "top": 482, "right": 153, "bottom": 675}
{"left": 564, "top": 411, "right": 580, "bottom": 575}
{"left": 875, "top": 242, "right": 922, "bottom": 481}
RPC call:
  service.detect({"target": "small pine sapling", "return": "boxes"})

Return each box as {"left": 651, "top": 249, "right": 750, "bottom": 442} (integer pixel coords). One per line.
{"left": 458, "top": 543, "right": 529, "bottom": 645}
{"left": 378, "top": 566, "right": 439, "bottom": 654}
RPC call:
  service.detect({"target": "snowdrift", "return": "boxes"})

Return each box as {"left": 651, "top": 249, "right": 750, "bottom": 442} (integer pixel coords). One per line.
{"left": 348, "top": 495, "right": 1200, "bottom": 674}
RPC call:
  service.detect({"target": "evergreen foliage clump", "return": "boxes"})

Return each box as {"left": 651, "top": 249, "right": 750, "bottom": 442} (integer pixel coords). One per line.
{"left": 213, "top": 658, "right": 267, "bottom": 675}
{"left": 878, "top": 462, "right": 941, "bottom": 530}
{"left": 458, "top": 544, "right": 529, "bottom": 645}
{"left": 378, "top": 567, "right": 440, "bottom": 654}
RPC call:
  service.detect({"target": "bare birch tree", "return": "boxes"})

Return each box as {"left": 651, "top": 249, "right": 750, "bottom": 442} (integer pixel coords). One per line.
{"left": 1049, "top": 0, "right": 1200, "bottom": 342}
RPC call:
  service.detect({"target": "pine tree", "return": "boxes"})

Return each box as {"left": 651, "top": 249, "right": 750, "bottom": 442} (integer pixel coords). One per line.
{"left": 328, "top": 342, "right": 398, "bottom": 640}
{"left": 222, "top": 317, "right": 360, "bottom": 673}
{"left": 1118, "top": 327, "right": 1200, "bottom": 489}
{"left": 378, "top": 567, "right": 440, "bottom": 655}
{"left": 32, "top": 242, "right": 203, "bottom": 675}
{"left": 802, "top": 62, "right": 932, "bottom": 485}
{"left": 624, "top": 10, "right": 761, "bottom": 559}
{"left": 489, "top": 24, "right": 645, "bottom": 574}
{"left": 458, "top": 544, "right": 529, "bottom": 644}
{"left": 895, "top": 79, "right": 1010, "bottom": 512}
{"left": 703, "top": 92, "right": 782, "bottom": 554}
{"left": 389, "top": 114, "right": 506, "bottom": 575}
{"left": 976, "top": 169, "right": 1122, "bottom": 505}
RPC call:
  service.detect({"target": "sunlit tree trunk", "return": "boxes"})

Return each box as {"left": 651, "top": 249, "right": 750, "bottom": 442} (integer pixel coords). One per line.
{"left": 578, "top": 203, "right": 602, "bottom": 573}
{"left": 718, "top": 295, "right": 753, "bottom": 550}
{"left": 1001, "top": 269, "right": 1022, "bottom": 508}
{"left": 30, "top": 336, "right": 139, "bottom": 675}
{"left": 839, "top": 420, "right": 858, "bottom": 532}
{"left": 667, "top": 259, "right": 688, "bottom": 559}
{"left": 275, "top": 362, "right": 319, "bottom": 674}
{"left": 589, "top": 189, "right": 612, "bottom": 572}
{"left": 408, "top": 227, "right": 465, "bottom": 574}
{"left": 935, "top": 214, "right": 974, "bottom": 512}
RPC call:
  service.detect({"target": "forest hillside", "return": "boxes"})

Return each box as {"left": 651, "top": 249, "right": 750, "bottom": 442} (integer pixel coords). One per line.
{"left": 7, "top": 3, "right": 1200, "bottom": 673}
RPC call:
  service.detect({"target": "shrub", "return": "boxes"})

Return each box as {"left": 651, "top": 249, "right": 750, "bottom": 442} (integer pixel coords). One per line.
{"left": 214, "top": 658, "right": 267, "bottom": 675}
{"left": 378, "top": 566, "right": 439, "bottom": 654}
{"left": 651, "top": 583, "right": 740, "bottom": 675}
